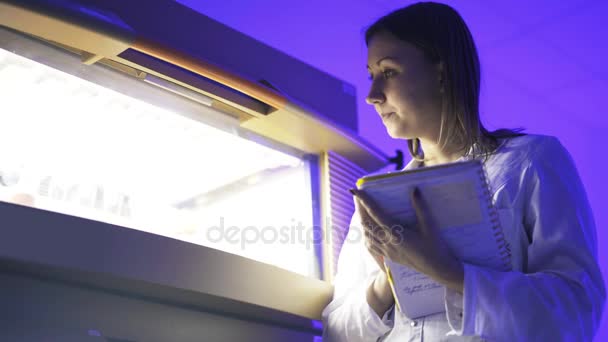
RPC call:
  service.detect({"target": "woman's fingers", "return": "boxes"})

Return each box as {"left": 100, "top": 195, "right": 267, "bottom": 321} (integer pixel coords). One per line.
{"left": 352, "top": 189, "right": 393, "bottom": 228}
{"left": 352, "top": 188, "right": 421, "bottom": 264}
{"left": 364, "top": 226, "right": 391, "bottom": 248}
{"left": 364, "top": 237, "right": 384, "bottom": 256}
{"left": 365, "top": 236, "right": 388, "bottom": 272}
{"left": 356, "top": 198, "right": 376, "bottom": 228}
{"left": 371, "top": 224, "right": 399, "bottom": 246}
{"left": 356, "top": 198, "right": 391, "bottom": 242}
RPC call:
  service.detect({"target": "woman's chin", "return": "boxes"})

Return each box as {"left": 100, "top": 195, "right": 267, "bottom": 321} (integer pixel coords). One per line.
{"left": 386, "top": 126, "right": 413, "bottom": 140}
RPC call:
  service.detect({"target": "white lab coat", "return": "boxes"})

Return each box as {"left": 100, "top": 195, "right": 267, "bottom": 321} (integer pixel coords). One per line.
{"left": 322, "top": 134, "right": 605, "bottom": 341}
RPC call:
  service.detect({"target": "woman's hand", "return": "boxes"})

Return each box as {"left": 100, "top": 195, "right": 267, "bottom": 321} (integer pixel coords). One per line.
{"left": 353, "top": 187, "right": 464, "bottom": 293}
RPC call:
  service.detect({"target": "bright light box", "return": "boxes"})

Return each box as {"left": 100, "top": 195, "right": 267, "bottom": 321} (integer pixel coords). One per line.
{"left": 0, "top": 42, "right": 319, "bottom": 278}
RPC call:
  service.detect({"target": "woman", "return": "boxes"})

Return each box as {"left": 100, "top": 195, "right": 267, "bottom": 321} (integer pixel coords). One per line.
{"left": 322, "top": 2, "right": 605, "bottom": 341}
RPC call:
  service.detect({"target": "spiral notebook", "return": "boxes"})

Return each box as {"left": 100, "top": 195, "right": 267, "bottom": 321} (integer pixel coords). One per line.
{"left": 356, "top": 160, "right": 511, "bottom": 319}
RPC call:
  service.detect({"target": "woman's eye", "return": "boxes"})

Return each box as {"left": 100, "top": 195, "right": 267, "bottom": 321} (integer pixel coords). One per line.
{"left": 367, "top": 69, "right": 397, "bottom": 81}
{"left": 382, "top": 69, "right": 397, "bottom": 79}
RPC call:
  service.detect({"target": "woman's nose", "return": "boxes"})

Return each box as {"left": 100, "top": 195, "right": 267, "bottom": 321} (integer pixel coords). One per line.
{"left": 365, "top": 85, "right": 385, "bottom": 105}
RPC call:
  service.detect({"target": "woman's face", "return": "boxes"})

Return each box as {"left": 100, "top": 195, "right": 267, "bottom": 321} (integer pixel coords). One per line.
{"left": 366, "top": 31, "right": 443, "bottom": 141}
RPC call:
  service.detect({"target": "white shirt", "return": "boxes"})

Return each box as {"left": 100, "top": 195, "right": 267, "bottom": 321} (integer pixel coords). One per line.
{"left": 322, "top": 134, "right": 605, "bottom": 341}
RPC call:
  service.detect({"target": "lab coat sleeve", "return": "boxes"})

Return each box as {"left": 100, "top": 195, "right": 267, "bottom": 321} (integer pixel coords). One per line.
{"left": 322, "top": 211, "right": 393, "bottom": 342}
{"left": 444, "top": 136, "right": 606, "bottom": 340}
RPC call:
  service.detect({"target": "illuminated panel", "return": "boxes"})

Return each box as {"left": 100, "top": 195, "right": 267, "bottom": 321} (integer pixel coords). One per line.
{"left": 0, "top": 46, "right": 318, "bottom": 277}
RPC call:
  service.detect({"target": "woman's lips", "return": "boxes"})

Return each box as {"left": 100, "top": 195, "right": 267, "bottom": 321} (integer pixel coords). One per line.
{"left": 380, "top": 112, "right": 395, "bottom": 120}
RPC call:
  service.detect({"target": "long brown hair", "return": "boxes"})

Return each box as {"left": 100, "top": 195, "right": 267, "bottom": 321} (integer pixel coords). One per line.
{"left": 365, "top": 2, "right": 524, "bottom": 161}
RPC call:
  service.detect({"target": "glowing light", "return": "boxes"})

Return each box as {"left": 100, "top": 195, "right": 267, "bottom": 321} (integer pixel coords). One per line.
{"left": 0, "top": 47, "right": 316, "bottom": 277}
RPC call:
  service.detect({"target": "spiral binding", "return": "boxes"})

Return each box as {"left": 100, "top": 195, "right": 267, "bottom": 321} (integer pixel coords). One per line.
{"left": 476, "top": 162, "right": 512, "bottom": 271}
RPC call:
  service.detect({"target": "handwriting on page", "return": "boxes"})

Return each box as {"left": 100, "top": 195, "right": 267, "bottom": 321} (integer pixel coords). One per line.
{"left": 393, "top": 266, "right": 443, "bottom": 295}
{"left": 402, "top": 282, "right": 443, "bottom": 295}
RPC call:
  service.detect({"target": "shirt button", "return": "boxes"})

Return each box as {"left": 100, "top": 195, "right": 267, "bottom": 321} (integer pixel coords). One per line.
{"left": 410, "top": 320, "right": 418, "bottom": 327}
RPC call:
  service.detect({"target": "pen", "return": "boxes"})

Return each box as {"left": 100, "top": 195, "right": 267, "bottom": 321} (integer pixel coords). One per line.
{"left": 384, "top": 261, "right": 402, "bottom": 312}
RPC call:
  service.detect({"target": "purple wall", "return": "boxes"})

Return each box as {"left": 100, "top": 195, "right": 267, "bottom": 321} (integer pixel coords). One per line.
{"left": 177, "top": 0, "right": 608, "bottom": 339}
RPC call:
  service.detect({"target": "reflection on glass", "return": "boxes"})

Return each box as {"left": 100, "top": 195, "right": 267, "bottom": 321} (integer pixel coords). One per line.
{"left": 0, "top": 47, "right": 317, "bottom": 277}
